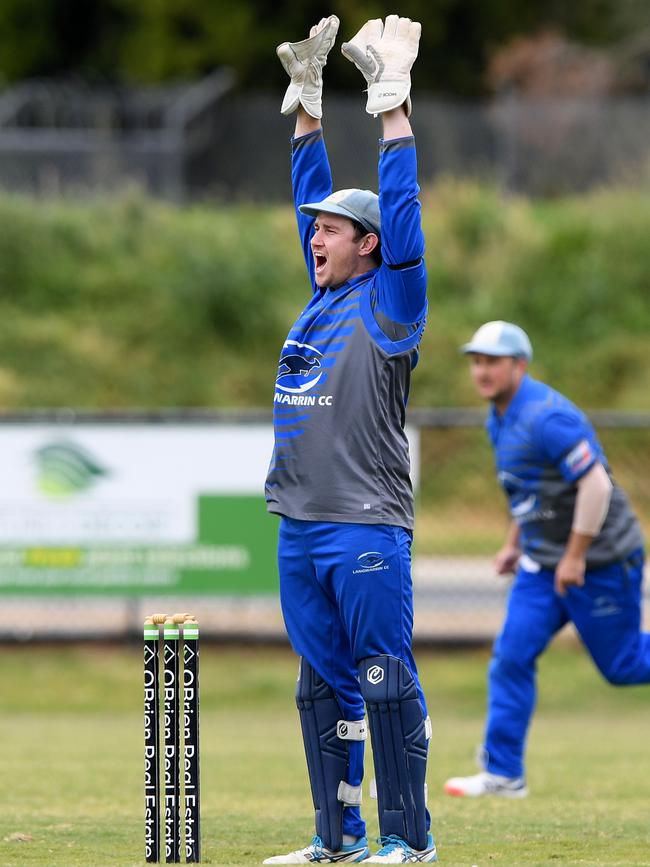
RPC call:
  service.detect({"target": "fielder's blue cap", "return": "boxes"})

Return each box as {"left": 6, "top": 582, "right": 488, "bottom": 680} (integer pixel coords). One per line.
{"left": 461, "top": 320, "right": 533, "bottom": 361}
{"left": 299, "top": 188, "right": 381, "bottom": 236}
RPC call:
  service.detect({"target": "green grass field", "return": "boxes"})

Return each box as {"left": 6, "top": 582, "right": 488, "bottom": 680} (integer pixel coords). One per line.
{"left": 1, "top": 641, "right": 648, "bottom": 867}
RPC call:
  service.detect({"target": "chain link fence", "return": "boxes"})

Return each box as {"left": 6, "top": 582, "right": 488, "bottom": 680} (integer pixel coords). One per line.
{"left": 0, "top": 77, "right": 649, "bottom": 199}
{"left": 0, "top": 71, "right": 234, "bottom": 200}
{"left": 216, "top": 93, "right": 650, "bottom": 200}
{"left": 0, "top": 410, "right": 647, "bottom": 645}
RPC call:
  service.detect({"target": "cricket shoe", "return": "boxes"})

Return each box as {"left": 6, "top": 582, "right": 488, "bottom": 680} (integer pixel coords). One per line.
{"left": 362, "top": 834, "right": 437, "bottom": 863}
{"left": 443, "top": 770, "right": 528, "bottom": 798}
{"left": 263, "top": 835, "right": 370, "bottom": 864}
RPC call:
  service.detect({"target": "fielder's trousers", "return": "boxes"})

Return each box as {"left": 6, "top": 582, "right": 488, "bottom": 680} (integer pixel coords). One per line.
{"left": 485, "top": 548, "right": 649, "bottom": 778}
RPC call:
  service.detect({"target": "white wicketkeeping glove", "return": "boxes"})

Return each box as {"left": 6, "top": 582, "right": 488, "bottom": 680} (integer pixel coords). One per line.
{"left": 341, "top": 15, "right": 421, "bottom": 117}
{"left": 276, "top": 15, "right": 340, "bottom": 119}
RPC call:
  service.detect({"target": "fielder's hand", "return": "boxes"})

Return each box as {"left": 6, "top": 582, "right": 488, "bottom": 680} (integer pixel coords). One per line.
{"left": 276, "top": 15, "right": 340, "bottom": 119}
{"left": 341, "top": 15, "right": 421, "bottom": 117}
{"left": 494, "top": 544, "right": 521, "bottom": 576}
{"left": 554, "top": 553, "right": 586, "bottom": 597}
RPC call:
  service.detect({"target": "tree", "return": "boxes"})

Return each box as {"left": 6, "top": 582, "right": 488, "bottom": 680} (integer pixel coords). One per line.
{"left": 0, "top": 0, "right": 645, "bottom": 96}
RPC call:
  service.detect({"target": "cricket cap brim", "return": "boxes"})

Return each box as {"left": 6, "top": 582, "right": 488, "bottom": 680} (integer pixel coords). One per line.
{"left": 299, "top": 188, "right": 381, "bottom": 236}
{"left": 461, "top": 320, "right": 533, "bottom": 360}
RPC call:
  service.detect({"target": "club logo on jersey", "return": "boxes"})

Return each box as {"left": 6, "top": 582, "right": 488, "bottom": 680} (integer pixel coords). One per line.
{"left": 499, "top": 473, "right": 556, "bottom": 524}
{"left": 278, "top": 354, "right": 320, "bottom": 377}
{"left": 366, "top": 665, "right": 384, "bottom": 685}
{"left": 353, "top": 551, "right": 390, "bottom": 574}
{"left": 276, "top": 340, "right": 323, "bottom": 394}
{"left": 565, "top": 439, "right": 594, "bottom": 475}
{"left": 511, "top": 494, "right": 537, "bottom": 518}
{"left": 508, "top": 492, "right": 555, "bottom": 525}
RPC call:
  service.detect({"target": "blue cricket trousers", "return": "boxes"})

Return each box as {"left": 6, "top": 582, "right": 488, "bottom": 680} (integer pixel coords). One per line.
{"left": 485, "top": 548, "right": 649, "bottom": 778}
{"left": 278, "top": 516, "right": 428, "bottom": 840}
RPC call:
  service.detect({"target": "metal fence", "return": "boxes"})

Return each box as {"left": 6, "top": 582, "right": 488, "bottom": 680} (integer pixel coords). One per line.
{"left": 0, "top": 71, "right": 234, "bottom": 200}
{"left": 216, "top": 93, "right": 650, "bottom": 200}
{"left": 0, "top": 408, "right": 648, "bottom": 644}
{"left": 0, "top": 76, "right": 649, "bottom": 199}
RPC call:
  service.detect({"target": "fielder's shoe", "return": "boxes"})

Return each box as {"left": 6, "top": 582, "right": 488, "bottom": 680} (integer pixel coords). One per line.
{"left": 263, "top": 835, "right": 370, "bottom": 864}
{"left": 443, "top": 770, "right": 528, "bottom": 798}
{"left": 362, "top": 834, "right": 437, "bottom": 863}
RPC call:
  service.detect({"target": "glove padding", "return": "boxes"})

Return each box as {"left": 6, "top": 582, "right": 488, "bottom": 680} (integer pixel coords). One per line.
{"left": 341, "top": 15, "right": 421, "bottom": 117}
{"left": 276, "top": 15, "right": 339, "bottom": 119}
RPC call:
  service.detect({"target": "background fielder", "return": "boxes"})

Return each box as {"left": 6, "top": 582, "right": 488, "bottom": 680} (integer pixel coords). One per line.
{"left": 444, "top": 320, "right": 649, "bottom": 798}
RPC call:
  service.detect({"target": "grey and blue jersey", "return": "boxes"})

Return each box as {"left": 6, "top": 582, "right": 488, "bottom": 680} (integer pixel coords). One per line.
{"left": 265, "top": 130, "right": 427, "bottom": 529}
{"left": 487, "top": 375, "right": 643, "bottom": 568}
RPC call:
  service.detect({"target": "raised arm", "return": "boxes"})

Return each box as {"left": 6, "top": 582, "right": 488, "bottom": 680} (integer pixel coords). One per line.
{"left": 374, "top": 105, "right": 426, "bottom": 323}
{"left": 291, "top": 113, "right": 332, "bottom": 285}
{"left": 341, "top": 16, "right": 426, "bottom": 323}
{"left": 381, "top": 106, "right": 413, "bottom": 140}
{"left": 276, "top": 16, "right": 339, "bottom": 286}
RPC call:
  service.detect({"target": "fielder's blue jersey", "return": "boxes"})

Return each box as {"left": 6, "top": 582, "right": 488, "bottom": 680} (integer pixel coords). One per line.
{"left": 265, "top": 130, "right": 427, "bottom": 529}
{"left": 487, "top": 375, "right": 643, "bottom": 568}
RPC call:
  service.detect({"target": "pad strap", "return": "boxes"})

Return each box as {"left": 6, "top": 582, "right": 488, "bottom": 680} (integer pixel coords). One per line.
{"left": 337, "top": 719, "right": 368, "bottom": 741}
{"left": 337, "top": 781, "right": 363, "bottom": 806}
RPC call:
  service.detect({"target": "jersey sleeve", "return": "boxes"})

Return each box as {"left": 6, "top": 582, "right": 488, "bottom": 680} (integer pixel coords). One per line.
{"left": 291, "top": 130, "right": 332, "bottom": 290}
{"left": 373, "top": 136, "right": 427, "bottom": 324}
{"left": 536, "top": 410, "right": 599, "bottom": 483}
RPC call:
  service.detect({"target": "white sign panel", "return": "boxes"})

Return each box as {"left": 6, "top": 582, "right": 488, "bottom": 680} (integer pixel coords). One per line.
{"left": 0, "top": 424, "right": 274, "bottom": 544}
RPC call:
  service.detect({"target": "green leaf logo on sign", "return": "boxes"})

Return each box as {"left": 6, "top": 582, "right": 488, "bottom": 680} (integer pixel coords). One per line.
{"left": 35, "top": 441, "right": 109, "bottom": 498}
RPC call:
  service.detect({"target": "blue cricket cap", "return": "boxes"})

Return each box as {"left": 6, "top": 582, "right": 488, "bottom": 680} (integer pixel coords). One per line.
{"left": 299, "top": 188, "right": 381, "bottom": 236}
{"left": 461, "top": 320, "right": 533, "bottom": 361}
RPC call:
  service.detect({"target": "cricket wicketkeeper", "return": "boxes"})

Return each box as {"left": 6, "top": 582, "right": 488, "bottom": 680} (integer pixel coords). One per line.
{"left": 264, "top": 13, "right": 438, "bottom": 865}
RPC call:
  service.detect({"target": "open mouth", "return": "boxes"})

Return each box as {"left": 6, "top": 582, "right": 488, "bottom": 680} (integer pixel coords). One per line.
{"left": 314, "top": 253, "right": 327, "bottom": 273}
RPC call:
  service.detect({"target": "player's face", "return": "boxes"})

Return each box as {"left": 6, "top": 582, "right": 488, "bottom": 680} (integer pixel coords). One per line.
{"left": 469, "top": 353, "right": 527, "bottom": 410}
{"left": 311, "top": 213, "right": 372, "bottom": 288}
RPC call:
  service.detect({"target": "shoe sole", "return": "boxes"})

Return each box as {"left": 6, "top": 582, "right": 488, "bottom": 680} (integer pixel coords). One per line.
{"left": 362, "top": 853, "right": 437, "bottom": 863}
{"left": 263, "top": 848, "right": 370, "bottom": 864}
{"left": 444, "top": 782, "right": 528, "bottom": 798}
